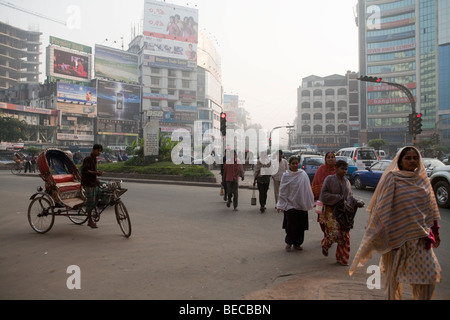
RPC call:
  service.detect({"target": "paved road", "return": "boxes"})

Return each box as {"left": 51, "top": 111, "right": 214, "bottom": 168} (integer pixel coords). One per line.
{"left": 0, "top": 170, "right": 448, "bottom": 301}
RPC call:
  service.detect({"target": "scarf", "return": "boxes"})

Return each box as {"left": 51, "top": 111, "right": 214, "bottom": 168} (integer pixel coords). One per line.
{"left": 311, "top": 164, "right": 336, "bottom": 200}
{"left": 277, "top": 169, "right": 315, "bottom": 211}
{"left": 349, "top": 147, "right": 440, "bottom": 276}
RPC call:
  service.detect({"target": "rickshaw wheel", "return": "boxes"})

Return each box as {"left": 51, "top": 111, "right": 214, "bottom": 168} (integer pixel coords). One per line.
{"left": 115, "top": 200, "right": 131, "bottom": 238}
{"left": 28, "top": 197, "right": 55, "bottom": 234}
{"left": 68, "top": 208, "right": 89, "bottom": 225}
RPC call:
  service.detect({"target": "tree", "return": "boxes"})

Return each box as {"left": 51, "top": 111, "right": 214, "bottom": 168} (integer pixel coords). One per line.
{"left": 0, "top": 118, "right": 29, "bottom": 142}
{"left": 368, "top": 139, "right": 387, "bottom": 151}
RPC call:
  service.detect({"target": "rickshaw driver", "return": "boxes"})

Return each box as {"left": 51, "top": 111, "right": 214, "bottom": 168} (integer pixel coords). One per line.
{"left": 81, "top": 144, "right": 104, "bottom": 228}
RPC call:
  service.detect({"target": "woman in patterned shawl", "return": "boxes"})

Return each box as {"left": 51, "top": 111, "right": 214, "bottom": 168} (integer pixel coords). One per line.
{"left": 312, "top": 152, "right": 336, "bottom": 233}
{"left": 349, "top": 146, "right": 441, "bottom": 300}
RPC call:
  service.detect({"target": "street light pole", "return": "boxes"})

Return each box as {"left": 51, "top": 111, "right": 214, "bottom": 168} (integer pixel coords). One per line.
{"left": 269, "top": 125, "right": 294, "bottom": 148}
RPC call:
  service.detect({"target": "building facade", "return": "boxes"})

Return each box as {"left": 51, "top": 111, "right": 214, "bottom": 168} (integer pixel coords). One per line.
{"left": 295, "top": 72, "right": 360, "bottom": 152}
{"left": 357, "top": 0, "right": 450, "bottom": 153}
{"left": 0, "top": 21, "right": 41, "bottom": 91}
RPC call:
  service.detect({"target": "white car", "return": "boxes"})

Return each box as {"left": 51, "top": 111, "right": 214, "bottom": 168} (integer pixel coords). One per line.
{"left": 430, "top": 165, "right": 450, "bottom": 208}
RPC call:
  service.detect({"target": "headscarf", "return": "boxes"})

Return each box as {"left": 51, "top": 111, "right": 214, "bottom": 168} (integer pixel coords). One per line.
{"left": 311, "top": 153, "right": 336, "bottom": 200}
{"left": 349, "top": 146, "right": 440, "bottom": 276}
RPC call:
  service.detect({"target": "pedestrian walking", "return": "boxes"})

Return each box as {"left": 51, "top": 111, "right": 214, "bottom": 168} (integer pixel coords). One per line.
{"left": 272, "top": 150, "right": 289, "bottom": 208}
{"left": 277, "top": 156, "right": 314, "bottom": 251}
{"left": 223, "top": 150, "right": 244, "bottom": 211}
{"left": 311, "top": 152, "right": 336, "bottom": 231}
{"left": 253, "top": 151, "right": 272, "bottom": 213}
{"left": 319, "top": 160, "right": 360, "bottom": 265}
{"left": 350, "top": 146, "right": 441, "bottom": 300}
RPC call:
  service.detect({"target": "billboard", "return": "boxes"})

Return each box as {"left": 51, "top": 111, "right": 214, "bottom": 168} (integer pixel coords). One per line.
{"left": 143, "top": 1, "right": 198, "bottom": 44}
{"left": 56, "top": 82, "right": 97, "bottom": 117}
{"left": 94, "top": 45, "right": 139, "bottom": 84}
{"left": 142, "top": 36, "right": 197, "bottom": 61}
{"left": 97, "top": 80, "right": 141, "bottom": 121}
{"left": 47, "top": 45, "right": 92, "bottom": 82}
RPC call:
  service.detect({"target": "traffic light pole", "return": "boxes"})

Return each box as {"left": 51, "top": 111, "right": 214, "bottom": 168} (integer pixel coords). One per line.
{"left": 358, "top": 76, "right": 417, "bottom": 146}
{"left": 269, "top": 125, "right": 294, "bottom": 148}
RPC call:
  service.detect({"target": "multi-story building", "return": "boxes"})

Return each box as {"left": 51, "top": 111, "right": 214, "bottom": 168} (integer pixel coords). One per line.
{"left": 0, "top": 21, "right": 41, "bottom": 91}
{"left": 295, "top": 71, "right": 360, "bottom": 152}
{"left": 356, "top": 0, "right": 450, "bottom": 153}
{"left": 197, "top": 31, "right": 223, "bottom": 134}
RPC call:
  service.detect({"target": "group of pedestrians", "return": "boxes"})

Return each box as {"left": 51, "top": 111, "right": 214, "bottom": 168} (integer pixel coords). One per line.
{"left": 219, "top": 146, "right": 442, "bottom": 300}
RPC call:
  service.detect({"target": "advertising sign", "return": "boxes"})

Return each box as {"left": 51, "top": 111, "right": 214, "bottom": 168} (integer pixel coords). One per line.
{"left": 142, "top": 36, "right": 197, "bottom": 61}
{"left": 97, "top": 80, "right": 141, "bottom": 121}
{"left": 143, "top": 1, "right": 198, "bottom": 44}
{"left": 47, "top": 45, "right": 92, "bottom": 82}
{"left": 142, "top": 54, "right": 196, "bottom": 71}
{"left": 57, "top": 82, "right": 96, "bottom": 105}
{"left": 94, "top": 44, "right": 139, "bottom": 84}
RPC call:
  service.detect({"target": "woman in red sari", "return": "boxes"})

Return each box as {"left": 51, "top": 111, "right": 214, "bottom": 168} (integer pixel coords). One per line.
{"left": 311, "top": 152, "right": 336, "bottom": 231}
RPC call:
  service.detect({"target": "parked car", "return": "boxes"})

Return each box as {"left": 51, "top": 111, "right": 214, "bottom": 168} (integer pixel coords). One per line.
{"left": 351, "top": 160, "right": 392, "bottom": 190}
{"left": 335, "top": 156, "right": 358, "bottom": 178}
{"left": 430, "top": 165, "right": 450, "bottom": 208}
{"left": 299, "top": 154, "right": 325, "bottom": 183}
{"left": 422, "top": 158, "right": 445, "bottom": 177}
{"left": 336, "top": 147, "right": 379, "bottom": 170}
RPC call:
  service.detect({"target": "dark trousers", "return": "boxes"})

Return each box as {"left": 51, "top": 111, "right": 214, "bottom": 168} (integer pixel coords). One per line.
{"left": 283, "top": 209, "right": 309, "bottom": 246}
{"left": 257, "top": 181, "right": 269, "bottom": 207}
{"left": 226, "top": 181, "right": 238, "bottom": 208}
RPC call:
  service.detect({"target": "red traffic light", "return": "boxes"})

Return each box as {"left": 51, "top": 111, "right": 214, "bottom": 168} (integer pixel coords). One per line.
{"left": 376, "top": 78, "right": 382, "bottom": 83}
{"left": 416, "top": 113, "right": 422, "bottom": 118}
{"left": 221, "top": 112, "right": 227, "bottom": 119}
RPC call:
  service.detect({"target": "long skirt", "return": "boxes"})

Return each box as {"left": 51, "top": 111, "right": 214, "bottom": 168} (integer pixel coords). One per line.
{"left": 318, "top": 205, "right": 350, "bottom": 265}
{"left": 283, "top": 209, "right": 309, "bottom": 246}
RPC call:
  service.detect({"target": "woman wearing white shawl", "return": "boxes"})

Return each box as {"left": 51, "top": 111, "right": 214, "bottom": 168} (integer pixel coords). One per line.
{"left": 277, "top": 156, "right": 315, "bottom": 251}
{"left": 349, "top": 146, "right": 441, "bottom": 300}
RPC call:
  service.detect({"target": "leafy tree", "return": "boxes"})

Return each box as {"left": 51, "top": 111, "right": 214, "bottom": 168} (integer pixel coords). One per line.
{"left": 368, "top": 139, "right": 387, "bottom": 151}
{"left": 0, "top": 118, "right": 29, "bottom": 142}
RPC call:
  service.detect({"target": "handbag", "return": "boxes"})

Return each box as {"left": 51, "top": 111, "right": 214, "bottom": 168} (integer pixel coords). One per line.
{"left": 251, "top": 187, "right": 257, "bottom": 205}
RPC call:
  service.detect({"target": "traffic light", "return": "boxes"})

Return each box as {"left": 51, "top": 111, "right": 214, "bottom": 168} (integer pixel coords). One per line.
{"left": 220, "top": 112, "right": 227, "bottom": 136}
{"left": 357, "top": 75, "right": 383, "bottom": 83}
{"left": 409, "top": 112, "right": 423, "bottom": 135}
{"left": 415, "top": 113, "right": 423, "bottom": 134}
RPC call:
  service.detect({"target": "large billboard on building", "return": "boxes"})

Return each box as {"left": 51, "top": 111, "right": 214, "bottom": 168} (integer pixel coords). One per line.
{"left": 143, "top": 1, "right": 198, "bottom": 71}
{"left": 97, "top": 80, "right": 141, "bottom": 121}
{"left": 46, "top": 37, "right": 92, "bottom": 83}
{"left": 143, "top": 1, "right": 198, "bottom": 43}
{"left": 56, "top": 82, "right": 97, "bottom": 117}
{"left": 94, "top": 45, "right": 139, "bottom": 84}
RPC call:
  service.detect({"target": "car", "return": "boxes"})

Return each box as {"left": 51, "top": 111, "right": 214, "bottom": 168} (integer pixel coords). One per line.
{"left": 299, "top": 154, "right": 325, "bottom": 183}
{"left": 336, "top": 147, "right": 379, "bottom": 170}
{"left": 351, "top": 160, "right": 392, "bottom": 190}
{"left": 335, "top": 156, "right": 358, "bottom": 177}
{"left": 430, "top": 165, "right": 450, "bottom": 208}
{"left": 422, "top": 158, "right": 445, "bottom": 177}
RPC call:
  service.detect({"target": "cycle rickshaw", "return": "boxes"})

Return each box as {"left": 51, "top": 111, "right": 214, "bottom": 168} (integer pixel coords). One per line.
{"left": 27, "top": 148, "right": 131, "bottom": 237}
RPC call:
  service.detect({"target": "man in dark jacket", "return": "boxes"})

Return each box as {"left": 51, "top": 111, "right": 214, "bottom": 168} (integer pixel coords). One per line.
{"left": 81, "top": 144, "right": 103, "bottom": 228}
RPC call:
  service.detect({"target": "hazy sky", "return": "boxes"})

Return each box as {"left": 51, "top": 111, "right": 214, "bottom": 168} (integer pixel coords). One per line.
{"left": 0, "top": 0, "right": 359, "bottom": 132}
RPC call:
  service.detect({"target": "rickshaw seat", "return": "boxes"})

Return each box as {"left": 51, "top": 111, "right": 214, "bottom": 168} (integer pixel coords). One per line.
{"left": 53, "top": 174, "right": 75, "bottom": 184}
{"left": 53, "top": 174, "right": 81, "bottom": 192}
